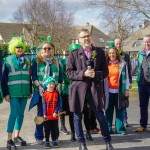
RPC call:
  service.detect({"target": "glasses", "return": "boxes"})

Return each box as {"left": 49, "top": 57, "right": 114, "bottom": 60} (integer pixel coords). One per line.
{"left": 79, "top": 35, "right": 90, "bottom": 39}
{"left": 16, "top": 46, "right": 23, "bottom": 49}
{"left": 43, "top": 47, "right": 52, "bottom": 50}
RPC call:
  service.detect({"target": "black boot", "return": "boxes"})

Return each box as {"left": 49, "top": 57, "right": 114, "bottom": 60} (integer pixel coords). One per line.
{"left": 60, "top": 115, "right": 69, "bottom": 135}
{"left": 79, "top": 143, "right": 88, "bottom": 150}
{"left": 106, "top": 141, "right": 114, "bottom": 150}
{"left": 7, "top": 140, "right": 17, "bottom": 150}
{"left": 60, "top": 125, "right": 69, "bottom": 135}
{"left": 70, "top": 131, "right": 76, "bottom": 142}
{"left": 14, "top": 137, "right": 26, "bottom": 146}
{"left": 86, "top": 131, "right": 93, "bottom": 141}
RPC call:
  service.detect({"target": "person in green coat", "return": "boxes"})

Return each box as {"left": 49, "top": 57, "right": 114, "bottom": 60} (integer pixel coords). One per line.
{"left": 1, "top": 37, "right": 31, "bottom": 150}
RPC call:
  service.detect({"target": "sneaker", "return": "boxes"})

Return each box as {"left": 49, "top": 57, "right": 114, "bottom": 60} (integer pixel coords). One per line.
{"left": 36, "top": 139, "right": 43, "bottom": 145}
{"left": 135, "top": 127, "right": 147, "bottom": 132}
{"left": 44, "top": 142, "right": 51, "bottom": 149}
{"left": 124, "top": 122, "right": 130, "bottom": 127}
{"left": 60, "top": 125, "right": 69, "bottom": 135}
{"left": 14, "top": 137, "right": 26, "bottom": 146}
{"left": 52, "top": 141, "right": 59, "bottom": 148}
{"left": 7, "top": 140, "right": 17, "bottom": 150}
{"left": 90, "top": 127, "right": 100, "bottom": 134}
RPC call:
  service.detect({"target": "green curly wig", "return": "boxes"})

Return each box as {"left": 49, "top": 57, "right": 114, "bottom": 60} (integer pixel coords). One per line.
{"left": 8, "top": 37, "right": 26, "bottom": 54}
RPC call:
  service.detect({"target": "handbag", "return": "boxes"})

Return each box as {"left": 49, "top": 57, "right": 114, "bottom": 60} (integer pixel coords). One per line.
{"left": 119, "top": 96, "right": 129, "bottom": 109}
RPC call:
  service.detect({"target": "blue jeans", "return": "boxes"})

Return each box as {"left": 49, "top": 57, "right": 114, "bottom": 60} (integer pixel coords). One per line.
{"left": 34, "top": 98, "right": 44, "bottom": 140}
{"left": 138, "top": 84, "right": 150, "bottom": 128}
{"left": 7, "top": 98, "right": 27, "bottom": 133}
{"left": 74, "top": 91, "right": 111, "bottom": 143}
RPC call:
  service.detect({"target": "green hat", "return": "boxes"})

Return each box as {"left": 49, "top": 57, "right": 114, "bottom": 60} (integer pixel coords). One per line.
{"left": 8, "top": 36, "right": 26, "bottom": 55}
{"left": 36, "top": 46, "right": 41, "bottom": 52}
{"left": 42, "top": 76, "right": 55, "bottom": 88}
{"left": 69, "top": 44, "right": 81, "bottom": 51}
{"left": 29, "top": 46, "right": 36, "bottom": 51}
{"left": 108, "top": 41, "right": 115, "bottom": 48}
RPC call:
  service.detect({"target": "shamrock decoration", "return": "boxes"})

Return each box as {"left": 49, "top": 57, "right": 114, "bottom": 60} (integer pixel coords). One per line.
{"left": 47, "top": 36, "right": 51, "bottom": 41}
{"left": 91, "top": 50, "right": 97, "bottom": 59}
{"left": 40, "top": 36, "right": 45, "bottom": 42}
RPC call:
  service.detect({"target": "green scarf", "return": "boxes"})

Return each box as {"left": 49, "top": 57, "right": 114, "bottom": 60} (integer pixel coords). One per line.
{"left": 118, "top": 49, "right": 123, "bottom": 55}
{"left": 0, "top": 82, "right": 4, "bottom": 104}
{"left": 121, "top": 66, "right": 126, "bottom": 94}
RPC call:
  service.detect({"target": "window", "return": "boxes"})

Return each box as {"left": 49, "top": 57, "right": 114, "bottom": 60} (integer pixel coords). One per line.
{"left": 72, "top": 39, "right": 79, "bottom": 44}
{"left": 133, "top": 38, "right": 143, "bottom": 47}
{"left": 99, "top": 37, "right": 104, "bottom": 43}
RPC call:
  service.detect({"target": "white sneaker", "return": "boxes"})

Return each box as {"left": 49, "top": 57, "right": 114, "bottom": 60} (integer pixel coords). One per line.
{"left": 36, "top": 140, "right": 43, "bottom": 145}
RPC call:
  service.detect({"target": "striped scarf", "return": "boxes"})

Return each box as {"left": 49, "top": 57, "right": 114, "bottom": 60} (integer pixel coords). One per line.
{"left": 121, "top": 66, "right": 126, "bottom": 94}
{"left": 42, "top": 55, "right": 53, "bottom": 79}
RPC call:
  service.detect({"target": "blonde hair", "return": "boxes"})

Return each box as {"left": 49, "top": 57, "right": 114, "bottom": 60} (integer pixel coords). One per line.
{"left": 36, "top": 42, "right": 57, "bottom": 66}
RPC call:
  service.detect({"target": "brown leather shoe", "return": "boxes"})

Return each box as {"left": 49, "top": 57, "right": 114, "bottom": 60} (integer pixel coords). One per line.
{"left": 135, "top": 127, "right": 147, "bottom": 132}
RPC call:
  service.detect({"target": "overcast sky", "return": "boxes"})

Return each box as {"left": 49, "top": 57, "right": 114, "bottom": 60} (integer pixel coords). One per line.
{"left": 0, "top": 0, "right": 101, "bottom": 29}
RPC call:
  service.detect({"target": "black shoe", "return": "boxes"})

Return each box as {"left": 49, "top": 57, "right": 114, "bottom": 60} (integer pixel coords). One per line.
{"left": 60, "top": 125, "right": 69, "bottom": 135}
{"left": 52, "top": 141, "right": 59, "bottom": 148}
{"left": 7, "top": 140, "right": 17, "bottom": 150}
{"left": 44, "top": 142, "right": 51, "bottom": 149}
{"left": 79, "top": 143, "right": 88, "bottom": 150}
{"left": 70, "top": 131, "right": 76, "bottom": 142}
{"left": 86, "top": 131, "right": 93, "bottom": 141}
{"left": 14, "top": 137, "right": 26, "bottom": 146}
{"left": 106, "top": 141, "right": 114, "bottom": 150}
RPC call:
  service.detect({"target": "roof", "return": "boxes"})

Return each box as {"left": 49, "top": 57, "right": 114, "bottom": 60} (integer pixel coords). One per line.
{"left": 71, "top": 25, "right": 113, "bottom": 48}
{"left": 123, "top": 26, "right": 150, "bottom": 52}
{"left": 0, "top": 22, "right": 24, "bottom": 43}
{"left": 0, "top": 23, "right": 112, "bottom": 49}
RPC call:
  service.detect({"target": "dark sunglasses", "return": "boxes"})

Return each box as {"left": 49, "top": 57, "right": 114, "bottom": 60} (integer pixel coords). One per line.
{"left": 16, "top": 46, "right": 23, "bottom": 49}
{"left": 43, "top": 47, "right": 52, "bottom": 50}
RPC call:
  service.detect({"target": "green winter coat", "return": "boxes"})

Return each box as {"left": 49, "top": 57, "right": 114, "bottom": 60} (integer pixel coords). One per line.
{"left": 60, "top": 58, "right": 70, "bottom": 95}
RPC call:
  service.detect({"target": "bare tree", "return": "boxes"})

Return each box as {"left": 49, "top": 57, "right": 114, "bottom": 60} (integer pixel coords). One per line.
{"left": 13, "top": 0, "right": 75, "bottom": 53}
{"left": 126, "top": 0, "right": 150, "bottom": 19}
{"left": 84, "top": 0, "right": 142, "bottom": 39}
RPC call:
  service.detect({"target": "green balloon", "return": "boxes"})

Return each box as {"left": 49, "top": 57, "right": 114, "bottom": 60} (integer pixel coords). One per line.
{"left": 69, "top": 44, "right": 81, "bottom": 51}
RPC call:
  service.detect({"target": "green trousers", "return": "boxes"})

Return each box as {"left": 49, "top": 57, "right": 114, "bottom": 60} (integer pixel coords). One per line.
{"left": 106, "top": 93, "right": 126, "bottom": 134}
{"left": 7, "top": 98, "right": 27, "bottom": 133}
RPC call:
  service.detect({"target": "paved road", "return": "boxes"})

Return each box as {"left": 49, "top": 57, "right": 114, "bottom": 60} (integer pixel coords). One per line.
{"left": 0, "top": 92, "right": 150, "bottom": 150}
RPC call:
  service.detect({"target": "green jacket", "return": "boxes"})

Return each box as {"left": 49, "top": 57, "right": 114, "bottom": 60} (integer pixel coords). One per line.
{"left": 60, "top": 58, "right": 70, "bottom": 95}
{"left": 4, "top": 55, "right": 31, "bottom": 98}
{"left": 136, "top": 49, "right": 150, "bottom": 83}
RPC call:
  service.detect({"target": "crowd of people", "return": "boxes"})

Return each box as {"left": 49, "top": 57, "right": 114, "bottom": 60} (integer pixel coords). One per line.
{"left": 0, "top": 29, "right": 150, "bottom": 150}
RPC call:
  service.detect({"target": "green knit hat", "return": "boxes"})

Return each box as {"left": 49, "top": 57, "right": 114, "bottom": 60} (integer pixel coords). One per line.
{"left": 69, "top": 44, "right": 81, "bottom": 51}
{"left": 42, "top": 76, "right": 55, "bottom": 88}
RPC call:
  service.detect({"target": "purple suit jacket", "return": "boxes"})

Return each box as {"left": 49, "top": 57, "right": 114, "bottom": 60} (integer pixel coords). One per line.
{"left": 66, "top": 46, "right": 108, "bottom": 113}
